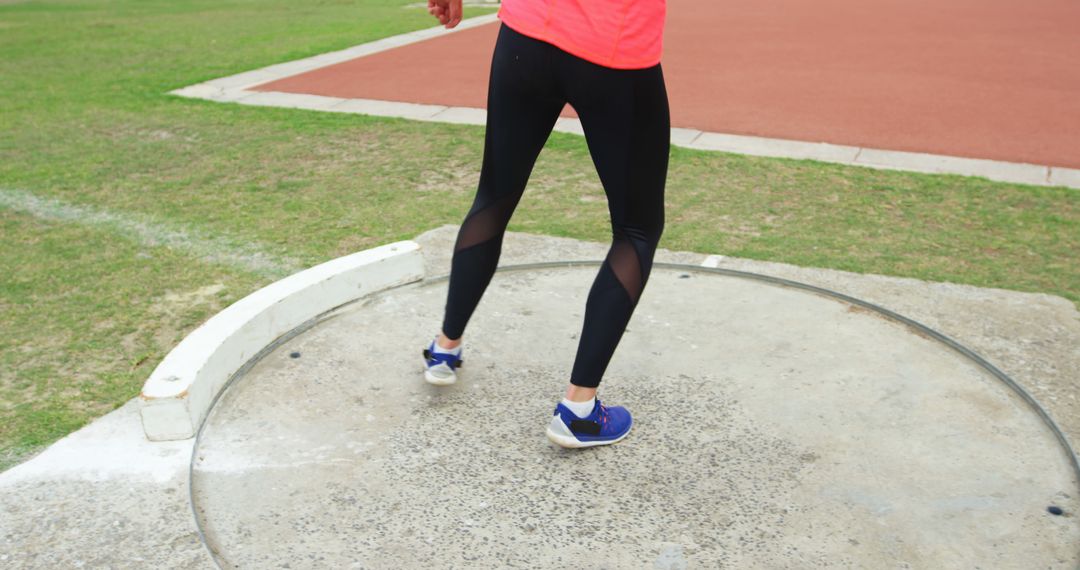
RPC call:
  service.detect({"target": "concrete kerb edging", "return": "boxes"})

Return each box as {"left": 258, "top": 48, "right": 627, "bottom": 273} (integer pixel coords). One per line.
{"left": 166, "top": 14, "right": 1080, "bottom": 190}
{"left": 138, "top": 241, "right": 425, "bottom": 441}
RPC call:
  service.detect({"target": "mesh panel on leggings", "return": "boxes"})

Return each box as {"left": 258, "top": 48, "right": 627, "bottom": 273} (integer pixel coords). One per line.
{"left": 454, "top": 193, "right": 518, "bottom": 253}
{"left": 608, "top": 238, "right": 643, "bottom": 304}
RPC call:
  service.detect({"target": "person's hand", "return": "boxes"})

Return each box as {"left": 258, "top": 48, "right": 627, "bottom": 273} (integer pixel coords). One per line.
{"left": 428, "top": 0, "right": 463, "bottom": 29}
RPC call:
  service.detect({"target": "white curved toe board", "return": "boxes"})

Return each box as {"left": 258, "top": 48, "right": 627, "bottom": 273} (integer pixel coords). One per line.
{"left": 139, "top": 241, "right": 426, "bottom": 441}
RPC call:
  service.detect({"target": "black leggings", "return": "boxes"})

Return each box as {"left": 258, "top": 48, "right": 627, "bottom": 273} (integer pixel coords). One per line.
{"left": 441, "top": 23, "right": 670, "bottom": 389}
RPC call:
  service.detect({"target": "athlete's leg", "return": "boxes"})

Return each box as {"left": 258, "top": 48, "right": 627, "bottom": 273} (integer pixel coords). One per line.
{"left": 563, "top": 60, "right": 671, "bottom": 393}
{"left": 439, "top": 24, "right": 567, "bottom": 342}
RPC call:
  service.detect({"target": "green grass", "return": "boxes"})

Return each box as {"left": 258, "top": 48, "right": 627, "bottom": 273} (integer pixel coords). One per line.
{"left": 0, "top": 208, "right": 267, "bottom": 470}
{"left": 1, "top": 0, "right": 1077, "bottom": 472}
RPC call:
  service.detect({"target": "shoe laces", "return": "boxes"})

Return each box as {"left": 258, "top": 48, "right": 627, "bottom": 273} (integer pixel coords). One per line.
{"left": 596, "top": 400, "right": 610, "bottom": 427}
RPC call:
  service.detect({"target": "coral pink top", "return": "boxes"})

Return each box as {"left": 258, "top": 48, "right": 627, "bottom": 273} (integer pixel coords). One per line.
{"left": 496, "top": 0, "right": 666, "bottom": 69}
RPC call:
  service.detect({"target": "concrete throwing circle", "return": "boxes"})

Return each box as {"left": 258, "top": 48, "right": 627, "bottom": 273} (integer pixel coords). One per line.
{"left": 191, "top": 264, "right": 1079, "bottom": 568}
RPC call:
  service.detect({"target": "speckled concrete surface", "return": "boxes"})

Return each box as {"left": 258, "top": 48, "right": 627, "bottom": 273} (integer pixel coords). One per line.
{"left": 418, "top": 224, "right": 1080, "bottom": 456}
{"left": 0, "top": 399, "right": 214, "bottom": 569}
{"left": 3, "top": 224, "right": 1078, "bottom": 568}
{"left": 191, "top": 227, "right": 1080, "bottom": 568}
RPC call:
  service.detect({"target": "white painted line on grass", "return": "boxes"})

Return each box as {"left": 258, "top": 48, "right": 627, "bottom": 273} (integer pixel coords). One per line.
{"left": 0, "top": 187, "right": 304, "bottom": 279}
{"left": 139, "top": 241, "right": 426, "bottom": 441}
{"left": 167, "top": 13, "right": 1080, "bottom": 190}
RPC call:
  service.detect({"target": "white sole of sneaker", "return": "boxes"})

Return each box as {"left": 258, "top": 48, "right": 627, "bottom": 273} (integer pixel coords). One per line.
{"left": 423, "top": 367, "right": 457, "bottom": 386}
{"left": 545, "top": 420, "right": 633, "bottom": 448}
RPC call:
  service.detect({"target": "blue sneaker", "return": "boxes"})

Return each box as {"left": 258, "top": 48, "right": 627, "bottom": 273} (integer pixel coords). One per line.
{"left": 421, "top": 336, "right": 463, "bottom": 386}
{"left": 546, "top": 399, "right": 633, "bottom": 448}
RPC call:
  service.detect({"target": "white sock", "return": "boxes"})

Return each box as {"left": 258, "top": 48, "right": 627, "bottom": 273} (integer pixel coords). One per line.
{"left": 561, "top": 397, "right": 596, "bottom": 418}
{"left": 432, "top": 336, "right": 461, "bottom": 355}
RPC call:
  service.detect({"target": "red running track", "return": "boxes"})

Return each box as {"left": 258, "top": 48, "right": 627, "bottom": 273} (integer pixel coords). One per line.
{"left": 253, "top": 0, "right": 1080, "bottom": 169}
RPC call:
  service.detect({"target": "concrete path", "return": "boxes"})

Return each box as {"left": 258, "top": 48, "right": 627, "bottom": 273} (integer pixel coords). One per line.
{"left": 3, "top": 225, "right": 1078, "bottom": 568}
{"left": 0, "top": 398, "right": 212, "bottom": 568}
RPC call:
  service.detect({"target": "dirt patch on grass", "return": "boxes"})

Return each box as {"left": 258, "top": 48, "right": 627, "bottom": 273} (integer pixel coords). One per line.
{"left": 123, "top": 283, "right": 229, "bottom": 358}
